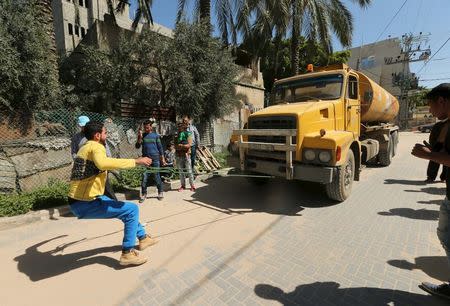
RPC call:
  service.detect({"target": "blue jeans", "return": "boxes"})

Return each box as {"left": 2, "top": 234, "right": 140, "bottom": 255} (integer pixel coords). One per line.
{"left": 69, "top": 195, "right": 146, "bottom": 251}
{"left": 437, "top": 198, "right": 450, "bottom": 265}
{"left": 141, "top": 158, "right": 163, "bottom": 194}
{"left": 191, "top": 145, "right": 197, "bottom": 173}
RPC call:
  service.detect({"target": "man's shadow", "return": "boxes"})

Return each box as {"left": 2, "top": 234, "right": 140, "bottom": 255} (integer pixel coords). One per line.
{"left": 378, "top": 208, "right": 439, "bottom": 220}
{"left": 255, "top": 282, "right": 448, "bottom": 306}
{"left": 388, "top": 256, "right": 450, "bottom": 282}
{"left": 14, "top": 235, "right": 124, "bottom": 282}
{"left": 384, "top": 179, "right": 428, "bottom": 186}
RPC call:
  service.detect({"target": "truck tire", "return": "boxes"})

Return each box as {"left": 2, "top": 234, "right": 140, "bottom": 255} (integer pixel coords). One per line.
{"left": 391, "top": 131, "right": 398, "bottom": 156}
{"left": 379, "top": 134, "right": 394, "bottom": 166}
{"left": 325, "top": 150, "right": 355, "bottom": 202}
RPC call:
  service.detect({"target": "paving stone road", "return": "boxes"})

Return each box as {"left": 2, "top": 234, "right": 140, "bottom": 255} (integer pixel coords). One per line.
{"left": 1, "top": 132, "right": 449, "bottom": 306}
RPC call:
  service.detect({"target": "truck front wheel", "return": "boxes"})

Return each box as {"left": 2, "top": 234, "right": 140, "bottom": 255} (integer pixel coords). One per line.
{"left": 325, "top": 150, "right": 355, "bottom": 202}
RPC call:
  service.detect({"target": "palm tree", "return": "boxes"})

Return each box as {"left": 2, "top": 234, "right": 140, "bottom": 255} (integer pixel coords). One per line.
{"left": 177, "top": 0, "right": 237, "bottom": 45}
{"left": 238, "top": 0, "right": 371, "bottom": 75}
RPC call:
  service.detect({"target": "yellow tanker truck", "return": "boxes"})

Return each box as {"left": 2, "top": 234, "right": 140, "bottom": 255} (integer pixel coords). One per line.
{"left": 233, "top": 63, "right": 399, "bottom": 202}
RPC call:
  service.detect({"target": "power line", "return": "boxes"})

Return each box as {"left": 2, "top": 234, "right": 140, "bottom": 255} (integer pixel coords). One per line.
{"left": 417, "top": 35, "right": 450, "bottom": 74}
{"left": 375, "top": 0, "right": 408, "bottom": 42}
{"left": 420, "top": 77, "right": 450, "bottom": 82}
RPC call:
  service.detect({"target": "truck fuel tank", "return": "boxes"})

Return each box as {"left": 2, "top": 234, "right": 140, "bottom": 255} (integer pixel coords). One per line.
{"left": 357, "top": 72, "right": 399, "bottom": 123}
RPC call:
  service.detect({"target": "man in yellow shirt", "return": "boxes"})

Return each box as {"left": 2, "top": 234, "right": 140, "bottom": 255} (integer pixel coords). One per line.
{"left": 68, "top": 121, "right": 156, "bottom": 266}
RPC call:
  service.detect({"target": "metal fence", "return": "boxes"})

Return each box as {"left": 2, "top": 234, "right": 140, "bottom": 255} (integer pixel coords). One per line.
{"left": 0, "top": 109, "right": 178, "bottom": 194}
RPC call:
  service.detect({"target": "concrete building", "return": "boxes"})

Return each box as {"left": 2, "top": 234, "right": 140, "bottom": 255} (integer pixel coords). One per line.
{"left": 51, "top": 0, "right": 172, "bottom": 56}
{"left": 347, "top": 38, "right": 411, "bottom": 98}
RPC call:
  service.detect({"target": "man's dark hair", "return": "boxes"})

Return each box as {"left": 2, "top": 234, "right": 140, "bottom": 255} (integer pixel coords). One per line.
{"left": 84, "top": 121, "right": 104, "bottom": 140}
{"left": 143, "top": 119, "right": 152, "bottom": 126}
{"left": 426, "top": 83, "right": 450, "bottom": 102}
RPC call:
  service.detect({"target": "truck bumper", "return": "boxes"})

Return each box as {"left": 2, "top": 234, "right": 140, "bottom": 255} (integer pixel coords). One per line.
{"left": 246, "top": 159, "right": 336, "bottom": 184}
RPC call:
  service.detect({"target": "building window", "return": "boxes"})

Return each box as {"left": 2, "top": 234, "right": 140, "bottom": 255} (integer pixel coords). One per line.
{"left": 68, "top": 23, "right": 73, "bottom": 35}
{"left": 74, "top": 25, "right": 79, "bottom": 37}
{"left": 84, "top": 0, "right": 89, "bottom": 8}
{"left": 361, "top": 56, "right": 376, "bottom": 70}
{"left": 81, "top": 27, "right": 86, "bottom": 37}
{"left": 79, "top": 0, "right": 83, "bottom": 6}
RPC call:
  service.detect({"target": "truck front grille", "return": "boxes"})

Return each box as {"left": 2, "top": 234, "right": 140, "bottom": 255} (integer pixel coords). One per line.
{"left": 248, "top": 116, "right": 297, "bottom": 144}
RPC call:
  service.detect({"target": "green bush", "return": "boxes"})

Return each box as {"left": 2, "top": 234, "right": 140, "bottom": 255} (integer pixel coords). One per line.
{"left": 0, "top": 179, "right": 69, "bottom": 217}
{"left": 212, "top": 151, "right": 229, "bottom": 168}
{"left": 118, "top": 167, "right": 147, "bottom": 188}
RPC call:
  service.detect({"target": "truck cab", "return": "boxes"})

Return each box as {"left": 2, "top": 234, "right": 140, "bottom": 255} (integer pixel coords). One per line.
{"left": 233, "top": 64, "right": 399, "bottom": 202}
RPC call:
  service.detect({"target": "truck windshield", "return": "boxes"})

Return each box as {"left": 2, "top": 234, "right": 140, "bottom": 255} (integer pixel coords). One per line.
{"left": 272, "top": 74, "right": 344, "bottom": 105}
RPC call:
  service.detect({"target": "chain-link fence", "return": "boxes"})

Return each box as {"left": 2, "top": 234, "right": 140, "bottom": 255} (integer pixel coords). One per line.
{"left": 0, "top": 109, "right": 178, "bottom": 194}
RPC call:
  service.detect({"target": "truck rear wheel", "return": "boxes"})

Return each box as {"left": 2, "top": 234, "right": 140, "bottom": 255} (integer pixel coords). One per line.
{"left": 379, "top": 134, "right": 394, "bottom": 166}
{"left": 325, "top": 150, "right": 354, "bottom": 202}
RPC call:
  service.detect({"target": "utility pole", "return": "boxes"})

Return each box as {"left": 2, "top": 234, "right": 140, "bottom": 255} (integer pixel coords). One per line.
{"left": 384, "top": 32, "right": 431, "bottom": 129}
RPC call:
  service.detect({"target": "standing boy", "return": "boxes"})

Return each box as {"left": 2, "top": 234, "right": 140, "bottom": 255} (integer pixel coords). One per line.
{"left": 412, "top": 83, "right": 450, "bottom": 300}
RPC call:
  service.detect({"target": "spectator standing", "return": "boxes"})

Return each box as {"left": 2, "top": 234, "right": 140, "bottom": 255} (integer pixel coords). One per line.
{"left": 183, "top": 116, "right": 200, "bottom": 175}
{"left": 136, "top": 120, "right": 165, "bottom": 202}
{"left": 426, "top": 115, "right": 449, "bottom": 182}
{"left": 68, "top": 121, "right": 157, "bottom": 266}
{"left": 411, "top": 83, "right": 450, "bottom": 300}
{"left": 70, "top": 116, "right": 90, "bottom": 159}
{"left": 175, "top": 121, "right": 195, "bottom": 191}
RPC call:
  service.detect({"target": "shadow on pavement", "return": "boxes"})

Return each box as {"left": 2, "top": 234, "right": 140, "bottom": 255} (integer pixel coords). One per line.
{"left": 405, "top": 187, "right": 446, "bottom": 196}
{"left": 388, "top": 257, "right": 450, "bottom": 282}
{"left": 378, "top": 208, "right": 439, "bottom": 220}
{"left": 417, "top": 199, "right": 444, "bottom": 205}
{"left": 14, "top": 235, "right": 124, "bottom": 282}
{"left": 190, "top": 176, "right": 337, "bottom": 216}
{"left": 254, "top": 282, "right": 448, "bottom": 306}
{"left": 384, "top": 179, "right": 428, "bottom": 186}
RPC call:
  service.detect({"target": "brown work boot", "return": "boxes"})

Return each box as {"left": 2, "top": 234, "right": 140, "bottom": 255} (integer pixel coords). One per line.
{"left": 119, "top": 249, "right": 147, "bottom": 266}
{"left": 137, "top": 235, "right": 158, "bottom": 251}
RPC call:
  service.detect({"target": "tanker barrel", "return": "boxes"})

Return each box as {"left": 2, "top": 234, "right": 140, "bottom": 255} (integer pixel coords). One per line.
{"left": 357, "top": 72, "right": 399, "bottom": 123}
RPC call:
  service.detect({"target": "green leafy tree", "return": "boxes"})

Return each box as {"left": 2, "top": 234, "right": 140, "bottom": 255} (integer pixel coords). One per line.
{"left": 0, "top": 0, "right": 61, "bottom": 124}
{"left": 61, "top": 23, "right": 239, "bottom": 121}
{"left": 261, "top": 38, "right": 351, "bottom": 92}
{"left": 167, "top": 22, "right": 240, "bottom": 120}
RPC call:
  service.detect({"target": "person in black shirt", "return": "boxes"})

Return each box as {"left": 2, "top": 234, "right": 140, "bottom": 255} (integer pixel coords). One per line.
{"left": 412, "top": 83, "right": 450, "bottom": 300}
{"left": 426, "top": 118, "right": 449, "bottom": 182}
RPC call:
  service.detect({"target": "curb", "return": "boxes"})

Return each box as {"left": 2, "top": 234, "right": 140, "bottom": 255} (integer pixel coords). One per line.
{"left": 0, "top": 205, "right": 72, "bottom": 231}
{"left": 0, "top": 170, "right": 228, "bottom": 232}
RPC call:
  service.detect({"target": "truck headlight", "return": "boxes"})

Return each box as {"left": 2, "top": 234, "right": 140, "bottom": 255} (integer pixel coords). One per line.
{"left": 304, "top": 149, "right": 316, "bottom": 161}
{"left": 318, "top": 151, "right": 331, "bottom": 163}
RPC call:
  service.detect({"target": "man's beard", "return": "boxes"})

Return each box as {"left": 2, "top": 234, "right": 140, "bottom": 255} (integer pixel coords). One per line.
{"left": 100, "top": 139, "right": 106, "bottom": 146}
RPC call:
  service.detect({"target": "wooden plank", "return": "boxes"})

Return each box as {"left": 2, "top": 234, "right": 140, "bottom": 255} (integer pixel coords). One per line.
{"left": 199, "top": 146, "right": 221, "bottom": 168}
{"left": 233, "top": 129, "right": 297, "bottom": 136}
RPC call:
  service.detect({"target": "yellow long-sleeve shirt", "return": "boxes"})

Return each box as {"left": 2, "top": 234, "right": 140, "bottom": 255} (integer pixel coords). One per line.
{"left": 68, "top": 140, "right": 136, "bottom": 201}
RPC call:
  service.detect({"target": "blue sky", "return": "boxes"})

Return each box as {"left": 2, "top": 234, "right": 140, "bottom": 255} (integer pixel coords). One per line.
{"left": 131, "top": 0, "right": 450, "bottom": 89}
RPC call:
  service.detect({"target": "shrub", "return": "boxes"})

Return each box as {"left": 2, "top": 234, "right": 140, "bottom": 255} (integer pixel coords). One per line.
{"left": 0, "top": 179, "right": 69, "bottom": 217}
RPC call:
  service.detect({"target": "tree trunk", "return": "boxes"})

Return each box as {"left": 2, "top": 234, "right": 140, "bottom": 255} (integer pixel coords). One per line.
{"left": 35, "top": 0, "right": 59, "bottom": 78}
{"left": 290, "top": 0, "right": 300, "bottom": 76}
{"left": 199, "top": 0, "right": 211, "bottom": 33}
